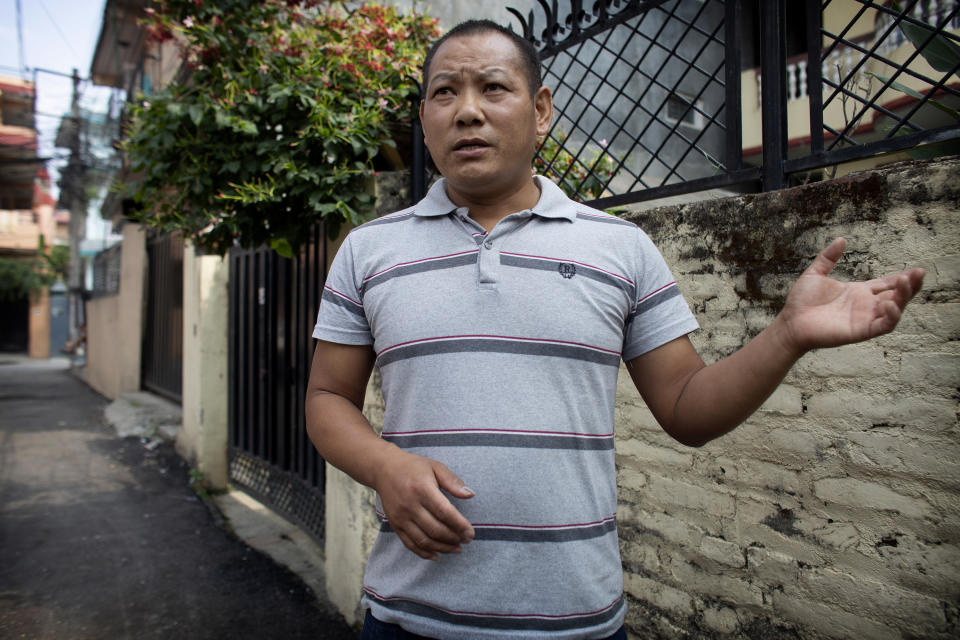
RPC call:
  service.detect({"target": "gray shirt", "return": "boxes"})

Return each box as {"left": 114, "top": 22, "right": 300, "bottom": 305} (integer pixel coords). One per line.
{"left": 314, "top": 176, "right": 698, "bottom": 639}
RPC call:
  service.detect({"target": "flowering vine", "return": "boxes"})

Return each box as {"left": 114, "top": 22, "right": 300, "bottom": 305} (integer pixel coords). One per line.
{"left": 121, "top": 0, "right": 440, "bottom": 255}
{"left": 534, "top": 129, "right": 622, "bottom": 202}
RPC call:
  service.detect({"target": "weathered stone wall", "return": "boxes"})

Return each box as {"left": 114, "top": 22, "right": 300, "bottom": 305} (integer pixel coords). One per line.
{"left": 615, "top": 157, "right": 960, "bottom": 639}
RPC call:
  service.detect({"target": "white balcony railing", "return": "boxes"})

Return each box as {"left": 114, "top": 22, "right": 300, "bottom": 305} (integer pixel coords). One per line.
{"left": 755, "top": 0, "right": 960, "bottom": 107}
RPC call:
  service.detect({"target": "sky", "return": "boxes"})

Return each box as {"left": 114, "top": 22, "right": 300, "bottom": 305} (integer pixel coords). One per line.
{"left": 1, "top": 0, "right": 115, "bottom": 237}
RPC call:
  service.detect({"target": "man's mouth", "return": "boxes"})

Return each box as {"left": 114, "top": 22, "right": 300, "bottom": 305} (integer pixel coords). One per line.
{"left": 454, "top": 139, "right": 490, "bottom": 151}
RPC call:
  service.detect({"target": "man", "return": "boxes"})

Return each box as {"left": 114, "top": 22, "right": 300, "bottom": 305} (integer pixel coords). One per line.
{"left": 305, "top": 20, "right": 924, "bottom": 640}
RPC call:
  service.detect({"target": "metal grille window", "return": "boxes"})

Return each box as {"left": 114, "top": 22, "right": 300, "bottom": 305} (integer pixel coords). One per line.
{"left": 514, "top": 0, "right": 747, "bottom": 209}
{"left": 665, "top": 91, "right": 706, "bottom": 128}
{"left": 92, "top": 243, "right": 121, "bottom": 297}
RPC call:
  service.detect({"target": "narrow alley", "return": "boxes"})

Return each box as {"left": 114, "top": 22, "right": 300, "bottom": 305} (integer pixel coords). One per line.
{"left": 0, "top": 357, "right": 357, "bottom": 639}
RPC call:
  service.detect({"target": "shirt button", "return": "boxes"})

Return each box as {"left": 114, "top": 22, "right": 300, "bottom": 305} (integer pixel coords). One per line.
{"left": 484, "top": 240, "right": 494, "bottom": 249}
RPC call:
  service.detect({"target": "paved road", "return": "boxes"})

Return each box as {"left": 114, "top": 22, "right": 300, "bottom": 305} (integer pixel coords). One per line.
{"left": 0, "top": 357, "right": 357, "bottom": 640}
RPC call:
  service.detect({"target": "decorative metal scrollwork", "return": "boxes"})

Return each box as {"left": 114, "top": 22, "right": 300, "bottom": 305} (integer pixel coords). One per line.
{"left": 506, "top": 0, "right": 655, "bottom": 56}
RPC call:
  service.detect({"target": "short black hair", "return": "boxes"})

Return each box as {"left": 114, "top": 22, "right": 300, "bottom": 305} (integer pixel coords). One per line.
{"left": 422, "top": 20, "right": 542, "bottom": 96}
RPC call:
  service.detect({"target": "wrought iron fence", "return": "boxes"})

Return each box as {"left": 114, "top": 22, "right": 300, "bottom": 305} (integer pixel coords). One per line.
{"left": 495, "top": 0, "right": 960, "bottom": 208}
{"left": 787, "top": 0, "right": 960, "bottom": 178}
{"left": 142, "top": 231, "right": 183, "bottom": 403}
{"left": 228, "top": 223, "right": 328, "bottom": 543}
{"left": 92, "top": 243, "right": 121, "bottom": 297}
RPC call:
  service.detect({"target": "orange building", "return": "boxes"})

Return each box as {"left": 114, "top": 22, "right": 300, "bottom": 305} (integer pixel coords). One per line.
{"left": 0, "top": 75, "right": 70, "bottom": 357}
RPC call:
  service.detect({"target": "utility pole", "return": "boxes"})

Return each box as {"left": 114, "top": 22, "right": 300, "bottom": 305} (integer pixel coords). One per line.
{"left": 62, "top": 68, "right": 88, "bottom": 338}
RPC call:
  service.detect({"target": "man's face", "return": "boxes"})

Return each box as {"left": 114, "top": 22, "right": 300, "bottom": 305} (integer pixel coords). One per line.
{"left": 419, "top": 32, "right": 552, "bottom": 200}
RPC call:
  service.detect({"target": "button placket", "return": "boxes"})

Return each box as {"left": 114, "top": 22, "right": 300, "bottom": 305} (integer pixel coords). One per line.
{"left": 478, "top": 235, "right": 498, "bottom": 284}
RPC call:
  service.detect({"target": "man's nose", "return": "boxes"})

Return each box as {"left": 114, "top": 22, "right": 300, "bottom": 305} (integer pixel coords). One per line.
{"left": 455, "top": 90, "right": 483, "bottom": 126}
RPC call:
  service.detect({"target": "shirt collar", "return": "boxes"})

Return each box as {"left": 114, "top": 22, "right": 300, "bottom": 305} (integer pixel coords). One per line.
{"left": 413, "top": 175, "right": 577, "bottom": 222}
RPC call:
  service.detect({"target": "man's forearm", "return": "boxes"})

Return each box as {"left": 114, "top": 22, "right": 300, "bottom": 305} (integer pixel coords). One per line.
{"left": 667, "top": 316, "right": 804, "bottom": 447}
{"left": 304, "top": 390, "right": 400, "bottom": 489}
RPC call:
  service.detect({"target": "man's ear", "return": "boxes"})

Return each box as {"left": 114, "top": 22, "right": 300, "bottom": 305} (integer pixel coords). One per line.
{"left": 534, "top": 85, "right": 553, "bottom": 137}
{"left": 418, "top": 99, "right": 428, "bottom": 145}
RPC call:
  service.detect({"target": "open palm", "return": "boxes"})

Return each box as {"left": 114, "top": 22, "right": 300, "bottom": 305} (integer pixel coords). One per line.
{"left": 780, "top": 238, "right": 925, "bottom": 353}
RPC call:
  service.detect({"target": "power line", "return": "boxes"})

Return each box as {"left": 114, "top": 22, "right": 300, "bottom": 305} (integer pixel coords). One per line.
{"left": 35, "top": 0, "right": 81, "bottom": 60}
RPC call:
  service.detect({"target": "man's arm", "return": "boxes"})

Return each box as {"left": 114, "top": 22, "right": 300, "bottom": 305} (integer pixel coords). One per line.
{"left": 304, "top": 340, "right": 475, "bottom": 559}
{"left": 628, "top": 238, "right": 925, "bottom": 447}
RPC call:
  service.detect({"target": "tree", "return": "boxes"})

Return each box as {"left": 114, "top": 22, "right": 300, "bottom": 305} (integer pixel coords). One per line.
{"left": 121, "top": 0, "right": 440, "bottom": 256}
{"left": 0, "top": 241, "right": 67, "bottom": 302}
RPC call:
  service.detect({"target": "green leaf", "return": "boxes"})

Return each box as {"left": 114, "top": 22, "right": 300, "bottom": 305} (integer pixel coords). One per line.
{"left": 907, "top": 138, "right": 960, "bottom": 159}
{"left": 270, "top": 238, "right": 294, "bottom": 258}
{"left": 867, "top": 71, "right": 960, "bottom": 119}
{"left": 188, "top": 104, "right": 204, "bottom": 126}
{"left": 237, "top": 119, "right": 258, "bottom": 135}
{"left": 897, "top": 12, "right": 960, "bottom": 74}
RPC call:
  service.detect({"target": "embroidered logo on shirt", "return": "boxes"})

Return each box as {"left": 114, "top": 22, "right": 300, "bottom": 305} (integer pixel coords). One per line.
{"left": 558, "top": 263, "right": 577, "bottom": 279}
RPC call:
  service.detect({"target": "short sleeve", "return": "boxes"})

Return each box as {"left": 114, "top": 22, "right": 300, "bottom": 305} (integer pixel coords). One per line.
{"left": 621, "top": 228, "right": 699, "bottom": 361}
{"left": 313, "top": 234, "right": 373, "bottom": 345}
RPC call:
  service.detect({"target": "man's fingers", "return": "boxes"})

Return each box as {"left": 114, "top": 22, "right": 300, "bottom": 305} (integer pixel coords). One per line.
{"left": 433, "top": 463, "right": 475, "bottom": 499}
{"left": 414, "top": 506, "right": 467, "bottom": 546}
{"left": 397, "top": 519, "right": 462, "bottom": 559}
{"left": 804, "top": 237, "right": 846, "bottom": 277}
{"left": 431, "top": 463, "right": 475, "bottom": 542}
{"left": 870, "top": 299, "right": 902, "bottom": 337}
{"left": 395, "top": 527, "right": 438, "bottom": 561}
{"left": 870, "top": 269, "right": 924, "bottom": 306}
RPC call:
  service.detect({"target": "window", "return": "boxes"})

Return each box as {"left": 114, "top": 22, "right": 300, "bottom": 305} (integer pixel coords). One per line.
{"left": 664, "top": 92, "right": 705, "bottom": 129}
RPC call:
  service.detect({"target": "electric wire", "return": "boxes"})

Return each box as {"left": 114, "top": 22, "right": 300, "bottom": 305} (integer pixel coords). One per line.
{"left": 35, "top": 0, "right": 81, "bottom": 60}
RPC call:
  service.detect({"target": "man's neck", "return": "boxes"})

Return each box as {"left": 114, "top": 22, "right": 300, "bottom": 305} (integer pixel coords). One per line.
{"left": 445, "top": 177, "right": 541, "bottom": 232}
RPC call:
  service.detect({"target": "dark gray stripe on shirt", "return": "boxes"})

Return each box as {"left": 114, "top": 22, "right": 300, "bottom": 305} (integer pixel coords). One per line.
{"left": 575, "top": 212, "right": 635, "bottom": 227}
{"left": 321, "top": 288, "right": 365, "bottom": 318}
{"left": 382, "top": 431, "right": 614, "bottom": 450}
{"left": 625, "top": 285, "right": 682, "bottom": 326}
{"left": 363, "top": 252, "right": 478, "bottom": 293}
{"left": 378, "top": 518, "right": 616, "bottom": 543}
{"left": 364, "top": 590, "right": 625, "bottom": 632}
{"left": 377, "top": 338, "right": 620, "bottom": 368}
{"left": 500, "top": 254, "right": 633, "bottom": 294}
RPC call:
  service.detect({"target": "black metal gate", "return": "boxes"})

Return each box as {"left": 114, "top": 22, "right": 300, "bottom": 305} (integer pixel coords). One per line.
{"left": 228, "top": 223, "right": 329, "bottom": 542}
{"left": 142, "top": 231, "right": 183, "bottom": 402}
{"left": 495, "top": 0, "right": 960, "bottom": 207}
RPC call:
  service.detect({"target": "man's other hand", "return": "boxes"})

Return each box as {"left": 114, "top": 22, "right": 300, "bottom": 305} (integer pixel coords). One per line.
{"left": 373, "top": 449, "right": 475, "bottom": 561}
{"left": 777, "top": 237, "right": 925, "bottom": 357}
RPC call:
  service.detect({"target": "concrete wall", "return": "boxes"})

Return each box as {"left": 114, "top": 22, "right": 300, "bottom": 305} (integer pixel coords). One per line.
{"left": 321, "top": 157, "right": 960, "bottom": 638}
{"left": 178, "top": 245, "right": 230, "bottom": 489}
{"left": 324, "top": 367, "right": 383, "bottom": 626}
{"left": 322, "top": 174, "right": 408, "bottom": 626}
{"left": 615, "top": 157, "right": 959, "bottom": 639}
{"left": 85, "top": 224, "right": 146, "bottom": 399}
{"left": 27, "top": 289, "right": 50, "bottom": 359}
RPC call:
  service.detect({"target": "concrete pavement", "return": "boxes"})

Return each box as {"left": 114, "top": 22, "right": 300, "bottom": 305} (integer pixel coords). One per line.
{"left": 0, "top": 356, "right": 357, "bottom": 639}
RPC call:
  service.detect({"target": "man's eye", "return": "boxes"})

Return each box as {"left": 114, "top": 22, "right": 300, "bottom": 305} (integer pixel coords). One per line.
{"left": 433, "top": 87, "right": 452, "bottom": 96}
{"left": 486, "top": 83, "right": 504, "bottom": 91}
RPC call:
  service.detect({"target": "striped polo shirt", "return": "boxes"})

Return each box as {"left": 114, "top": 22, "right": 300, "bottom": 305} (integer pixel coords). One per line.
{"left": 313, "top": 176, "right": 698, "bottom": 639}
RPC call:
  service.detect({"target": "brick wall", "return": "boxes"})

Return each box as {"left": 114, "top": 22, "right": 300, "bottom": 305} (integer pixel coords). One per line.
{"left": 615, "top": 158, "right": 960, "bottom": 639}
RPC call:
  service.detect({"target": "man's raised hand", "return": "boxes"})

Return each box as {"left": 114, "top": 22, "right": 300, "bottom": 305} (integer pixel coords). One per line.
{"left": 778, "top": 237, "right": 925, "bottom": 356}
